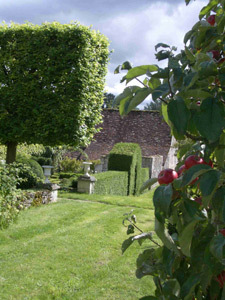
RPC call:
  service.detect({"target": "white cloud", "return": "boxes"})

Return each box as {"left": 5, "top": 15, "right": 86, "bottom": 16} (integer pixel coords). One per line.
{"left": 105, "top": 0, "right": 207, "bottom": 98}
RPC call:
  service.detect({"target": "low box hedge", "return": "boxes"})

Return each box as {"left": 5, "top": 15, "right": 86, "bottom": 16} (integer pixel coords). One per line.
{"left": 94, "top": 171, "right": 128, "bottom": 196}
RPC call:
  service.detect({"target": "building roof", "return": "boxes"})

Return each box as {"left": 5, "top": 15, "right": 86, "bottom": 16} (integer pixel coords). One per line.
{"left": 82, "top": 109, "right": 172, "bottom": 161}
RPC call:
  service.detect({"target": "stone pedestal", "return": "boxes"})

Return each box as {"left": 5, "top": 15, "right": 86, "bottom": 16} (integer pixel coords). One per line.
{"left": 77, "top": 175, "right": 97, "bottom": 194}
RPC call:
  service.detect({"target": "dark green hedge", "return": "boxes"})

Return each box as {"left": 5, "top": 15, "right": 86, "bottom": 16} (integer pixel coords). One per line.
{"left": 140, "top": 168, "right": 149, "bottom": 193}
{"left": 108, "top": 143, "right": 142, "bottom": 195}
{"left": 94, "top": 171, "right": 128, "bottom": 196}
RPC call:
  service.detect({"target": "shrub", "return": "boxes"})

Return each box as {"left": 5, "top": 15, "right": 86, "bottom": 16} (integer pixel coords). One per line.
{"left": 108, "top": 143, "right": 142, "bottom": 195}
{"left": 16, "top": 156, "right": 44, "bottom": 189}
{"left": 32, "top": 156, "right": 53, "bottom": 167}
{"left": 58, "top": 172, "right": 75, "bottom": 179}
{"left": 0, "top": 163, "right": 24, "bottom": 229}
{"left": 140, "top": 168, "right": 149, "bottom": 193}
{"left": 60, "top": 157, "right": 83, "bottom": 173}
{"left": 94, "top": 171, "right": 128, "bottom": 196}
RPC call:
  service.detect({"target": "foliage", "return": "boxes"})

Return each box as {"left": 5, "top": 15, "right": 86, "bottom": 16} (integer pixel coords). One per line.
{"left": 102, "top": 92, "right": 116, "bottom": 108}
{"left": 0, "top": 163, "right": 24, "bottom": 229}
{"left": 116, "top": 1, "right": 225, "bottom": 299}
{"left": 0, "top": 22, "right": 109, "bottom": 162}
{"left": 108, "top": 143, "right": 142, "bottom": 195}
{"left": 16, "top": 156, "right": 44, "bottom": 189}
{"left": 59, "top": 157, "right": 83, "bottom": 173}
{"left": 94, "top": 171, "right": 128, "bottom": 196}
{"left": 0, "top": 143, "right": 45, "bottom": 161}
{"left": 140, "top": 168, "right": 149, "bottom": 193}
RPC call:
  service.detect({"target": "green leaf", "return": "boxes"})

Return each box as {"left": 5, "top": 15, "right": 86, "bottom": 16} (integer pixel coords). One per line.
{"left": 155, "top": 43, "right": 170, "bottom": 51}
{"left": 148, "top": 77, "right": 161, "bottom": 90}
{"left": 136, "top": 249, "right": 156, "bottom": 279}
{"left": 179, "top": 220, "right": 198, "bottom": 257}
{"left": 215, "top": 131, "right": 225, "bottom": 168}
{"left": 182, "top": 89, "right": 212, "bottom": 99}
{"left": 183, "top": 30, "right": 193, "bottom": 44}
{"left": 199, "top": 169, "right": 221, "bottom": 197}
{"left": 199, "top": 0, "right": 219, "bottom": 19}
{"left": 162, "top": 279, "right": 180, "bottom": 298}
{"left": 167, "top": 97, "right": 190, "bottom": 135}
{"left": 121, "top": 61, "right": 132, "bottom": 70}
{"left": 125, "top": 65, "right": 158, "bottom": 81}
{"left": 194, "top": 98, "right": 224, "bottom": 143}
{"left": 210, "top": 234, "right": 225, "bottom": 260}
{"left": 161, "top": 103, "right": 170, "bottom": 126}
{"left": 114, "top": 86, "right": 140, "bottom": 106}
{"left": 185, "top": 0, "right": 191, "bottom": 5}
{"left": 155, "top": 218, "right": 179, "bottom": 254}
{"left": 152, "top": 67, "right": 169, "bottom": 79}
{"left": 140, "top": 177, "right": 158, "bottom": 193}
{"left": 212, "top": 187, "right": 225, "bottom": 222}
{"left": 114, "top": 65, "right": 121, "bottom": 74}
{"left": 183, "top": 72, "right": 198, "bottom": 88}
{"left": 126, "top": 88, "right": 152, "bottom": 114}
{"left": 153, "top": 185, "right": 173, "bottom": 218}
{"left": 180, "top": 273, "right": 201, "bottom": 299}
{"left": 152, "top": 83, "right": 170, "bottom": 101}
{"left": 155, "top": 50, "right": 171, "bottom": 61}
{"left": 198, "top": 60, "right": 218, "bottom": 78}
{"left": 181, "top": 164, "right": 211, "bottom": 187}
{"left": 185, "top": 47, "right": 195, "bottom": 63}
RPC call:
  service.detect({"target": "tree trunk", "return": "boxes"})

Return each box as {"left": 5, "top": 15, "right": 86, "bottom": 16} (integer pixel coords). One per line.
{"left": 6, "top": 142, "right": 17, "bottom": 164}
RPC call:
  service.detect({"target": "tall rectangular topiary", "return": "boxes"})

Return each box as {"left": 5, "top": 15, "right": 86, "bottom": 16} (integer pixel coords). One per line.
{"left": 108, "top": 143, "right": 142, "bottom": 195}
{"left": 0, "top": 22, "right": 109, "bottom": 163}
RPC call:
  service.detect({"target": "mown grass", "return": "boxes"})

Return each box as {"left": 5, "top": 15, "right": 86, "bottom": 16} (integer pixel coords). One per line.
{"left": 0, "top": 191, "right": 156, "bottom": 300}
{"left": 59, "top": 189, "right": 155, "bottom": 210}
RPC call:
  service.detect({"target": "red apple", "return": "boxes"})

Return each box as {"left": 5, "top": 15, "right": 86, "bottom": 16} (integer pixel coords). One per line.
{"left": 177, "top": 165, "right": 186, "bottom": 177}
{"left": 207, "top": 15, "right": 216, "bottom": 26}
{"left": 185, "top": 155, "right": 204, "bottom": 170}
{"left": 216, "top": 271, "right": 225, "bottom": 288}
{"left": 158, "top": 169, "right": 178, "bottom": 185}
{"left": 219, "top": 229, "right": 225, "bottom": 237}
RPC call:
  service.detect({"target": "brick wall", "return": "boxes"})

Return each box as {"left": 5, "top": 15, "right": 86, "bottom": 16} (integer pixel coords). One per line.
{"left": 70, "top": 109, "right": 172, "bottom": 162}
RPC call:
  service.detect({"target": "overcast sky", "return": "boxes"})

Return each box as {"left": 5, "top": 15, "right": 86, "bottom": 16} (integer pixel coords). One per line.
{"left": 0, "top": 0, "right": 208, "bottom": 106}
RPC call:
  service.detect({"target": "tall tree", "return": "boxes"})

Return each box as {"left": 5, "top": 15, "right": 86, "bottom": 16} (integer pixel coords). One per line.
{"left": 0, "top": 22, "right": 109, "bottom": 163}
{"left": 102, "top": 92, "right": 116, "bottom": 108}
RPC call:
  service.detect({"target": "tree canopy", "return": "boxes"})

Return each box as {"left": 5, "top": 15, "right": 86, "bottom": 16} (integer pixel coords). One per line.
{"left": 0, "top": 22, "right": 109, "bottom": 163}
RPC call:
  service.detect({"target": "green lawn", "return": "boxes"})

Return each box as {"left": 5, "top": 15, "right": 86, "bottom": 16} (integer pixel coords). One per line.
{"left": 0, "top": 191, "right": 156, "bottom": 300}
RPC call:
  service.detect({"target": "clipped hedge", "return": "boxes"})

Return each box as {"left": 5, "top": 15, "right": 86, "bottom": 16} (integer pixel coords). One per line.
{"left": 94, "top": 171, "right": 128, "bottom": 196}
{"left": 140, "top": 168, "right": 149, "bottom": 193}
{"left": 108, "top": 143, "right": 142, "bottom": 195}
